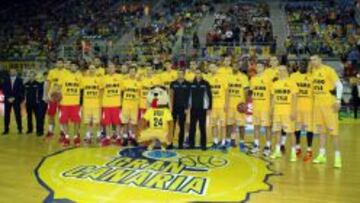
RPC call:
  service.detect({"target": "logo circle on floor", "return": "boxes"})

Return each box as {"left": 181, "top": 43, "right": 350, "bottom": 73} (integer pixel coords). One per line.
{"left": 35, "top": 146, "right": 279, "bottom": 202}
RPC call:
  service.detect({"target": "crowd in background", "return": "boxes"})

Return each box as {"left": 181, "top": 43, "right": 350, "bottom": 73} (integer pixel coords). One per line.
{"left": 285, "top": 0, "right": 360, "bottom": 61}
{"left": 0, "top": 0, "right": 146, "bottom": 61}
{"left": 206, "top": 2, "right": 273, "bottom": 46}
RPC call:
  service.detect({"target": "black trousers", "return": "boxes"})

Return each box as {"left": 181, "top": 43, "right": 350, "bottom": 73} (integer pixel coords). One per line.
{"left": 4, "top": 100, "right": 22, "bottom": 133}
{"left": 26, "top": 102, "right": 38, "bottom": 132}
{"left": 189, "top": 108, "right": 207, "bottom": 149}
{"left": 36, "top": 101, "right": 47, "bottom": 135}
{"left": 172, "top": 108, "right": 186, "bottom": 149}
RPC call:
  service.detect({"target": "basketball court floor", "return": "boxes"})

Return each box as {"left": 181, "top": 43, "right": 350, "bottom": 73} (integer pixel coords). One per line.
{"left": 0, "top": 117, "right": 359, "bottom": 203}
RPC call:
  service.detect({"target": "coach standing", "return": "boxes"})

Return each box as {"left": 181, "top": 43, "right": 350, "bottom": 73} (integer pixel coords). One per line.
{"left": 2, "top": 68, "right": 24, "bottom": 135}
{"left": 188, "top": 69, "right": 212, "bottom": 150}
{"left": 170, "top": 69, "right": 191, "bottom": 149}
{"left": 35, "top": 72, "right": 48, "bottom": 136}
{"left": 24, "top": 71, "right": 40, "bottom": 134}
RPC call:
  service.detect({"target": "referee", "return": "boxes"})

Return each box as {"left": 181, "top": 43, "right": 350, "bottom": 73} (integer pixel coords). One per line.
{"left": 188, "top": 69, "right": 212, "bottom": 150}
{"left": 170, "top": 70, "right": 191, "bottom": 149}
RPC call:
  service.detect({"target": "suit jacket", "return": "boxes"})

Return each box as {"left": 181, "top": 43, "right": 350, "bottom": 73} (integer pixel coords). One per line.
{"left": 2, "top": 76, "right": 24, "bottom": 102}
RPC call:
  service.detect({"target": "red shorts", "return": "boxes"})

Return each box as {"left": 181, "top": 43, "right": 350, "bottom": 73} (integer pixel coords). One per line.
{"left": 59, "top": 105, "right": 81, "bottom": 124}
{"left": 138, "top": 108, "right": 147, "bottom": 120}
{"left": 102, "top": 107, "right": 121, "bottom": 126}
{"left": 47, "top": 101, "right": 58, "bottom": 116}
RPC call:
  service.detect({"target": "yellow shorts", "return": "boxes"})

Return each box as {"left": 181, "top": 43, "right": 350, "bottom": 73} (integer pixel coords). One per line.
{"left": 313, "top": 105, "right": 338, "bottom": 136}
{"left": 296, "top": 110, "right": 313, "bottom": 132}
{"left": 227, "top": 108, "right": 246, "bottom": 126}
{"left": 138, "top": 129, "right": 169, "bottom": 144}
{"left": 252, "top": 110, "right": 270, "bottom": 127}
{"left": 121, "top": 107, "right": 139, "bottom": 125}
{"left": 82, "top": 107, "right": 100, "bottom": 124}
{"left": 272, "top": 114, "right": 295, "bottom": 133}
{"left": 210, "top": 108, "right": 226, "bottom": 126}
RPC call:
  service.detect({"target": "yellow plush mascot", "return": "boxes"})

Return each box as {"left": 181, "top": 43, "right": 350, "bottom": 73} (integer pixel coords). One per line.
{"left": 138, "top": 86, "right": 173, "bottom": 150}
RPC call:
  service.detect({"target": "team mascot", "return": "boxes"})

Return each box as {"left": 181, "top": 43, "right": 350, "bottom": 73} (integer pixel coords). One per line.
{"left": 138, "top": 85, "right": 173, "bottom": 150}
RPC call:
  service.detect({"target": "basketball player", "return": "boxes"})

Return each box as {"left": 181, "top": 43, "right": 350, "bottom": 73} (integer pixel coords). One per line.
{"left": 207, "top": 63, "right": 229, "bottom": 152}
{"left": 45, "top": 59, "right": 68, "bottom": 140}
{"left": 310, "top": 55, "right": 343, "bottom": 168}
{"left": 80, "top": 65, "right": 101, "bottom": 145}
{"left": 249, "top": 63, "right": 272, "bottom": 156}
{"left": 100, "top": 63, "right": 123, "bottom": 146}
{"left": 93, "top": 57, "right": 105, "bottom": 77}
{"left": 160, "top": 60, "right": 177, "bottom": 89}
{"left": 264, "top": 56, "right": 288, "bottom": 152}
{"left": 121, "top": 66, "right": 141, "bottom": 146}
{"left": 290, "top": 63, "right": 314, "bottom": 162}
{"left": 270, "top": 66, "right": 299, "bottom": 161}
{"left": 218, "top": 56, "right": 233, "bottom": 76}
{"left": 139, "top": 67, "right": 158, "bottom": 127}
{"left": 57, "top": 63, "right": 82, "bottom": 147}
{"left": 227, "top": 65, "right": 249, "bottom": 152}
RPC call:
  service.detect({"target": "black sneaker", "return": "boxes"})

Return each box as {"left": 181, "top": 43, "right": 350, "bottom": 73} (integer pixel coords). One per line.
{"left": 280, "top": 145, "right": 286, "bottom": 154}
{"left": 129, "top": 138, "right": 138, "bottom": 146}
{"left": 122, "top": 138, "right": 128, "bottom": 146}
{"left": 263, "top": 146, "right": 271, "bottom": 157}
{"left": 166, "top": 144, "right": 174, "bottom": 150}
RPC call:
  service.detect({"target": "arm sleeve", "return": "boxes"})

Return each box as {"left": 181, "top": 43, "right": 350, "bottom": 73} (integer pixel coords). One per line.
{"left": 335, "top": 80, "right": 343, "bottom": 100}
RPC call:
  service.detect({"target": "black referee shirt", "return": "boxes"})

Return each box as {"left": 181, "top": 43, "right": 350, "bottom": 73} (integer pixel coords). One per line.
{"left": 189, "top": 78, "right": 212, "bottom": 110}
{"left": 170, "top": 79, "right": 191, "bottom": 110}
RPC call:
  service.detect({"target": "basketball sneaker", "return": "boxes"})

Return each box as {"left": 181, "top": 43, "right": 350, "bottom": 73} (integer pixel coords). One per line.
{"left": 210, "top": 143, "right": 219, "bottom": 150}
{"left": 74, "top": 135, "right": 81, "bottom": 147}
{"left": 111, "top": 133, "right": 118, "bottom": 141}
{"left": 290, "top": 149, "right": 297, "bottom": 162}
{"left": 84, "top": 135, "right": 92, "bottom": 145}
{"left": 122, "top": 138, "right": 128, "bottom": 146}
{"left": 129, "top": 137, "right": 139, "bottom": 146}
{"left": 101, "top": 137, "right": 111, "bottom": 147}
{"left": 250, "top": 144, "right": 259, "bottom": 154}
{"left": 303, "top": 151, "right": 313, "bottom": 162}
{"left": 219, "top": 145, "right": 228, "bottom": 153}
{"left": 270, "top": 149, "right": 282, "bottom": 159}
{"left": 114, "top": 137, "right": 123, "bottom": 146}
{"left": 296, "top": 148, "right": 302, "bottom": 158}
{"left": 225, "top": 140, "right": 232, "bottom": 148}
{"left": 62, "top": 136, "right": 70, "bottom": 147}
{"left": 263, "top": 146, "right": 271, "bottom": 157}
{"left": 313, "top": 154, "right": 327, "bottom": 164}
{"left": 334, "top": 155, "right": 342, "bottom": 168}
{"left": 239, "top": 142, "right": 246, "bottom": 152}
{"left": 45, "top": 131, "right": 54, "bottom": 141}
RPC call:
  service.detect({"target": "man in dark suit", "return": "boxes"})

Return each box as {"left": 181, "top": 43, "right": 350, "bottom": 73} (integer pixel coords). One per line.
{"left": 2, "top": 68, "right": 24, "bottom": 135}
{"left": 24, "top": 71, "right": 40, "bottom": 134}
{"left": 188, "top": 69, "right": 212, "bottom": 150}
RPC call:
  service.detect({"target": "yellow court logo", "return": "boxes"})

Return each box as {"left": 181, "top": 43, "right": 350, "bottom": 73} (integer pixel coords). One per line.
{"left": 35, "top": 147, "right": 279, "bottom": 202}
